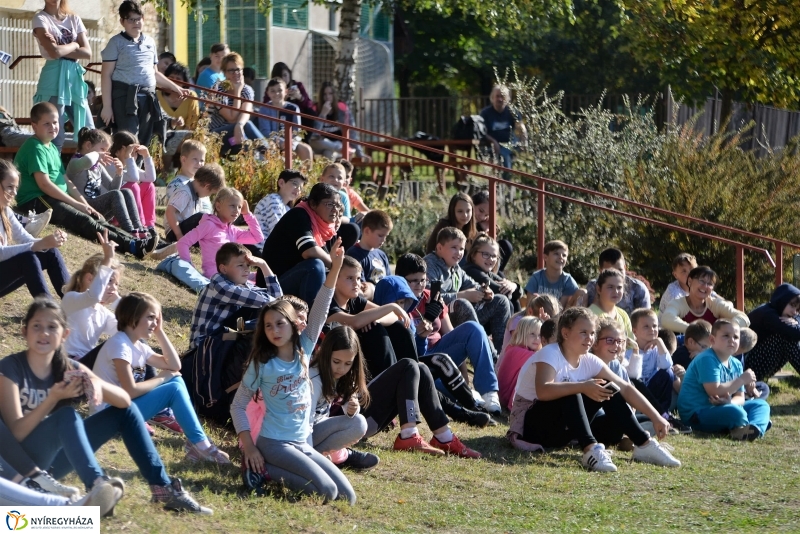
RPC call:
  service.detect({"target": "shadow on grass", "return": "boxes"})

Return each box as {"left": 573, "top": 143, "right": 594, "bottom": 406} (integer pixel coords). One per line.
{"left": 459, "top": 434, "right": 581, "bottom": 467}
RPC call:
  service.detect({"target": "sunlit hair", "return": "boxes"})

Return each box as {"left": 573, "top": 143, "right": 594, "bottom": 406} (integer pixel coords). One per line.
{"left": 445, "top": 192, "right": 477, "bottom": 244}
{"left": 213, "top": 187, "right": 244, "bottom": 216}
{"left": 310, "top": 326, "right": 371, "bottom": 407}
{"left": 77, "top": 128, "right": 110, "bottom": 152}
{"left": 278, "top": 295, "right": 309, "bottom": 315}
{"left": 63, "top": 253, "right": 123, "bottom": 294}
{"left": 0, "top": 160, "right": 20, "bottom": 243}
{"left": 467, "top": 233, "right": 500, "bottom": 273}
{"left": 509, "top": 316, "right": 543, "bottom": 348}
{"left": 115, "top": 292, "right": 161, "bottom": 331}
{"left": 109, "top": 130, "right": 137, "bottom": 158}
{"left": 594, "top": 317, "right": 624, "bottom": 345}
{"left": 244, "top": 300, "right": 304, "bottom": 387}
{"left": 22, "top": 298, "right": 70, "bottom": 383}
{"left": 711, "top": 318, "right": 738, "bottom": 336}
{"left": 630, "top": 308, "right": 657, "bottom": 329}
{"left": 221, "top": 52, "right": 244, "bottom": 72}
{"left": 672, "top": 252, "right": 697, "bottom": 270}
{"left": 557, "top": 307, "right": 596, "bottom": 346}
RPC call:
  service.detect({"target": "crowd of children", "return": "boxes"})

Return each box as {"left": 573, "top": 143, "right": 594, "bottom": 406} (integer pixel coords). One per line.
{"left": 0, "top": 0, "right": 786, "bottom": 514}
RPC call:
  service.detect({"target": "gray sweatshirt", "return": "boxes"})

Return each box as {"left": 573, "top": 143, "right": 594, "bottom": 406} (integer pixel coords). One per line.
{"left": 66, "top": 152, "right": 122, "bottom": 200}
{"left": 422, "top": 252, "right": 478, "bottom": 305}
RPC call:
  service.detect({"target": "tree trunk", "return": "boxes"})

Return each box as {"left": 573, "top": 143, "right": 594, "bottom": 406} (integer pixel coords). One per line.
{"left": 719, "top": 88, "right": 735, "bottom": 132}
{"left": 335, "top": 0, "right": 362, "bottom": 108}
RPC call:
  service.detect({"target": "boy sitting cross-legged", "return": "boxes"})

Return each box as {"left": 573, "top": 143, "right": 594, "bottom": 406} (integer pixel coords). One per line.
{"left": 15, "top": 102, "right": 156, "bottom": 258}
{"left": 677, "top": 319, "right": 771, "bottom": 440}
{"left": 345, "top": 209, "right": 393, "bottom": 300}
{"left": 524, "top": 239, "right": 587, "bottom": 309}
{"left": 189, "top": 243, "right": 282, "bottom": 350}
{"left": 423, "top": 227, "right": 512, "bottom": 359}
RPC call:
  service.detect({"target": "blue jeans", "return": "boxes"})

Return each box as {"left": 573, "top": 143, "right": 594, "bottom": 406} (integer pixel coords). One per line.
{"left": 49, "top": 95, "right": 93, "bottom": 152}
{"left": 213, "top": 121, "right": 264, "bottom": 155}
{"left": 17, "top": 406, "right": 103, "bottom": 489}
{"left": 692, "top": 399, "right": 771, "bottom": 436}
{"left": 0, "top": 249, "right": 69, "bottom": 299}
{"left": 278, "top": 258, "right": 326, "bottom": 306}
{"left": 49, "top": 403, "right": 171, "bottom": 487}
{"left": 156, "top": 255, "right": 209, "bottom": 292}
{"left": 132, "top": 377, "right": 207, "bottom": 444}
{"left": 498, "top": 145, "right": 513, "bottom": 169}
{"left": 427, "top": 321, "right": 498, "bottom": 394}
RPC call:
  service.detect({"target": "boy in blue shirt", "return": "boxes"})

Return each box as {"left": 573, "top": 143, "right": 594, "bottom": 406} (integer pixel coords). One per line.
{"left": 678, "top": 319, "right": 771, "bottom": 440}
{"left": 524, "top": 239, "right": 586, "bottom": 309}
{"left": 346, "top": 209, "right": 392, "bottom": 300}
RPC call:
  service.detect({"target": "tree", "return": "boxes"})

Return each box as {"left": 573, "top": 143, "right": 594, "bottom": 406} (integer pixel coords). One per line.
{"left": 622, "top": 0, "right": 800, "bottom": 122}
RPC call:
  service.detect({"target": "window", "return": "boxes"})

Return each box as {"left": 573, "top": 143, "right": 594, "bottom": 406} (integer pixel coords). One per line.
{"left": 360, "top": 2, "right": 391, "bottom": 42}
{"left": 187, "top": 0, "right": 221, "bottom": 76}
{"left": 273, "top": 0, "right": 308, "bottom": 30}
{"left": 227, "top": 0, "right": 269, "bottom": 77}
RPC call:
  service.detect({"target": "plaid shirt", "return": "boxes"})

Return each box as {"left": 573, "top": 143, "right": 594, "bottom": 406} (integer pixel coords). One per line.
{"left": 189, "top": 273, "right": 282, "bottom": 348}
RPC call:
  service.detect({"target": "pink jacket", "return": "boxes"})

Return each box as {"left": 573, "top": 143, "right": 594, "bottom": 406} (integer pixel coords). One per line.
{"left": 177, "top": 212, "right": 263, "bottom": 278}
{"left": 497, "top": 345, "right": 535, "bottom": 411}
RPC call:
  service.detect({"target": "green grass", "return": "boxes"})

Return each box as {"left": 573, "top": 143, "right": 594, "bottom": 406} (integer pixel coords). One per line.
{"left": 2, "top": 233, "right": 800, "bottom": 533}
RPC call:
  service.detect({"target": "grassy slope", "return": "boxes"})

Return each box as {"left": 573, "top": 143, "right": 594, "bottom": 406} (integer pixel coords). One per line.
{"left": 2, "top": 235, "right": 800, "bottom": 534}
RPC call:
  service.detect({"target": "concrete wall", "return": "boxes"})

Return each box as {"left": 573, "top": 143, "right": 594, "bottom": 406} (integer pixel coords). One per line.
{"left": 270, "top": 27, "right": 313, "bottom": 93}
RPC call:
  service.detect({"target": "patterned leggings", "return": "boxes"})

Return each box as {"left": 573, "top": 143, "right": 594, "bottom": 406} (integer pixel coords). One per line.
{"left": 746, "top": 334, "right": 800, "bottom": 381}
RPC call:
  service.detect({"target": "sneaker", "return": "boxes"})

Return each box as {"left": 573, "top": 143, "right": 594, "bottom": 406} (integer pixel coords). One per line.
{"left": 242, "top": 467, "right": 270, "bottom": 495}
{"left": 145, "top": 422, "right": 156, "bottom": 437}
{"left": 147, "top": 226, "right": 159, "bottom": 240}
{"left": 393, "top": 433, "right": 445, "bottom": 456}
{"left": 149, "top": 242, "right": 178, "bottom": 261}
{"left": 581, "top": 444, "right": 618, "bottom": 472}
{"left": 440, "top": 395, "right": 497, "bottom": 428}
{"left": 185, "top": 441, "right": 232, "bottom": 464}
{"left": 481, "top": 391, "right": 502, "bottom": 415}
{"left": 666, "top": 416, "right": 693, "bottom": 434}
{"left": 730, "top": 424, "right": 760, "bottom": 441}
{"left": 150, "top": 414, "right": 184, "bottom": 434}
{"left": 72, "top": 479, "right": 123, "bottom": 517}
{"left": 338, "top": 449, "right": 380, "bottom": 471}
{"left": 430, "top": 435, "right": 482, "bottom": 459}
{"left": 130, "top": 234, "right": 159, "bottom": 259}
{"left": 632, "top": 439, "right": 682, "bottom": 467}
{"left": 152, "top": 477, "right": 213, "bottom": 515}
{"left": 25, "top": 471, "right": 81, "bottom": 501}
{"left": 25, "top": 209, "right": 51, "bottom": 238}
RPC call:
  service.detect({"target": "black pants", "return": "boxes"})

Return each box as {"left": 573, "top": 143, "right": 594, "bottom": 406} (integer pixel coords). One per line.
{"left": 357, "top": 322, "right": 418, "bottom": 379}
{"left": 638, "top": 368, "right": 675, "bottom": 415}
{"left": 363, "top": 359, "right": 449, "bottom": 437}
{"left": 165, "top": 212, "right": 204, "bottom": 243}
{"left": 521, "top": 393, "right": 650, "bottom": 449}
{"left": 19, "top": 196, "right": 135, "bottom": 251}
{"left": 497, "top": 238, "right": 513, "bottom": 274}
{"left": 419, "top": 352, "right": 479, "bottom": 410}
{"left": 0, "top": 249, "right": 68, "bottom": 299}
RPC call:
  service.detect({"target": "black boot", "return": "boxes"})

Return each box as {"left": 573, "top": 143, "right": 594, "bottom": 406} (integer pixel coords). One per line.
{"left": 438, "top": 391, "right": 497, "bottom": 427}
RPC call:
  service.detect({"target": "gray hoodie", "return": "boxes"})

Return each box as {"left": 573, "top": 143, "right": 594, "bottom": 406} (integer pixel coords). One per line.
{"left": 66, "top": 152, "right": 122, "bottom": 200}
{"left": 422, "top": 252, "right": 477, "bottom": 305}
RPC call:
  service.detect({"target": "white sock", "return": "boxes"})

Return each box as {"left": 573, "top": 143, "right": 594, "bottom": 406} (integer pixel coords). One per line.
{"left": 399, "top": 427, "right": 419, "bottom": 439}
{"left": 194, "top": 439, "right": 212, "bottom": 450}
{"left": 434, "top": 428, "right": 454, "bottom": 443}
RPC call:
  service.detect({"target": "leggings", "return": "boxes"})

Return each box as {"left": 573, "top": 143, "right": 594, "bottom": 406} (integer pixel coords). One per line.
{"left": 122, "top": 181, "right": 156, "bottom": 228}
{"left": 746, "top": 334, "right": 800, "bottom": 381}
{"left": 356, "top": 322, "right": 419, "bottom": 378}
{"left": 0, "top": 476, "right": 69, "bottom": 506}
{"left": 256, "top": 437, "right": 356, "bottom": 504}
{"left": 521, "top": 392, "right": 650, "bottom": 449}
{"left": 0, "top": 249, "right": 68, "bottom": 299}
{"left": 310, "top": 414, "right": 368, "bottom": 453}
{"left": 87, "top": 189, "right": 142, "bottom": 233}
{"left": 449, "top": 296, "right": 512, "bottom": 354}
{"left": 362, "top": 359, "right": 449, "bottom": 438}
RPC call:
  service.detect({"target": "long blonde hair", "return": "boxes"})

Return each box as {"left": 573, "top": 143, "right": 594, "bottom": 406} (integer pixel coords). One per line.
{"left": 63, "top": 253, "right": 123, "bottom": 294}
{"left": 509, "top": 316, "right": 543, "bottom": 348}
{"left": 213, "top": 187, "right": 244, "bottom": 216}
{"left": 0, "top": 160, "right": 19, "bottom": 244}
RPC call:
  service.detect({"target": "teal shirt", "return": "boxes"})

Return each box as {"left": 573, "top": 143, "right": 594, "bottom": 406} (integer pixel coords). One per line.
{"left": 15, "top": 137, "right": 66, "bottom": 206}
{"left": 677, "top": 348, "right": 745, "bottom": 422}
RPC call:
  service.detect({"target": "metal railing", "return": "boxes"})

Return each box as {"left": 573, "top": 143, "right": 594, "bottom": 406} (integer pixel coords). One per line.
{"left": 11, "top": 57, "right": 797, "bottom": 308}
{"left": 359, "top": 95, "right": 490, "bottom": 139}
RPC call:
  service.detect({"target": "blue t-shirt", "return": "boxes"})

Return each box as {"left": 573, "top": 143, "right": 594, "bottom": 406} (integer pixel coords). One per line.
{"left": 196, "top": 68, "right": 225, "bottom": 90}
{"left": 677, "top": 348, "right": 745, "bottom": 421}
{"left": 479, "top": 105, "right": 518, "bottom": 144}
{"left": 524, "top": 269, "right": 579, "bottom": 300}
{"left": 346, "top": 243, "right": 391, "bottom": 284}
{"left": 242, "top": 352, "right": 311, "bottom": 442}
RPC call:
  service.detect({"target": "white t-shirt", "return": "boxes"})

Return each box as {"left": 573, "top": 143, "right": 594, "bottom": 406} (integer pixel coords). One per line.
{"left": 514, "top": 356, "right": 538, "bottom": 401}
{"left": 91, "top": 331, "right": 155, "bottom": 412}
{"left": 32, "top": 11, "right": 86, "bottom": 61}
{"left": 525, "top": 343, "right": 605, "bottom": 401}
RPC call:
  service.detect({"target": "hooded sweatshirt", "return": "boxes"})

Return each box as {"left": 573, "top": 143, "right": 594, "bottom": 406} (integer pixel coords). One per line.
{"left": 373, "top": 276, "right": 419, "bottom": 313}
{"left": 748, "top": 283, "right": 800, "bottom": 343}
{"left": 176, "top": 212, "right": 264, "bottom": 278}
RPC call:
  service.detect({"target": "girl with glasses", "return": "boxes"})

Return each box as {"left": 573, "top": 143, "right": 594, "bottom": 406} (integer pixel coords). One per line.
{"left": 464, "top": 232, "right": 521, "bottom": 312}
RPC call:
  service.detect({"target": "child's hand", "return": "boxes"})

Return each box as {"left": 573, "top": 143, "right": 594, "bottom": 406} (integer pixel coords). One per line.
{"left": 52, "top": 378, "right": 84, "bottom": 401}
{"left": 627, "top": 337, "right": 639, "bottom": 353}
{"left": 651, "top": 414, "right": 671, "bottom": 440}
{"left": 98, "top": 151, "right": 116, "bottom": 167}
{"left": 573, "top": 287, "right": 588, "bottom": 306}
{"left": 111, "top": 157, "right": 124, "bottom": 177}
{"left": 536, "top": 307, "right": 550, "bottom": 320}
{"left": 101, "top": 107, "right": 115, "bottom": 125}
{"left": 671, "top": 364, "right": 685, "bottom": 380}
{"left": 96, "top": 230, "right": 117, "bottom": 263}
{"left": 416, "top": 318, "right": 434, "bottom": 338}
{"left": 245, "top": 253, "right": 269, "bottom": 272}
{"left": 499, "top": 279, "right": 517, "bottom": 296}
{"left": 157, "top": 369, "right": 181, "bottom": 381}
{"left": 135, "top": 145, "right": 150, "bottom": 158}
{"left": 392, "top": 304, "right": 411, "bottom": 328}
{"left": 746, "top": 382, "right": 761, "bottom": 398}
{"left": 153, "top": 310, "right": 164, "bottom": 335}
{"left": 329, "top": 237, "right": 344, "bottom": 270}
{"left": 242, "top": 441, "right": 266, "bottom": 474}
{"left": 482, "top": 284, "right": 494, "bottom": 301}
{"left": 739, "top": 368, "right": 757, "bottom": 386}
{"left": 709, "top": 393, "right": 732, "bottom": 405}
{"left": 780, "top": 316, "right": 798, "bottom": 325}
{"left": 345, "top": 396, "right": 359, "bottom": 416}
{"left": 241, "top": 199, "right": 250, "bottom": 216}
{"left": 33, "top": 232, "right": 66, "bottom": 251}
{"left": 582, "top": 379, "right": 614, "bottom": 402}
{"left": 462, "top": 289, "right": 484, "bottom": 304}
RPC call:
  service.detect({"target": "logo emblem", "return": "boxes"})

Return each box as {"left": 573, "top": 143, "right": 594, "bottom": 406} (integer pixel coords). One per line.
{"left": 5, "top": 511, "right": 28, "bottom": 531}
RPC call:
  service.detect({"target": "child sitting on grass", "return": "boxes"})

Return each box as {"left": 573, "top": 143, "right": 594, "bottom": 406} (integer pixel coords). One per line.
{"left": 630, "top": 308, "right": 680, "bottom": 414}
{"left": 346, "top": 209, "right": 393, "bottom": 300}
{"left": 336, "top": 158, "right": 370, "bottom": 221}
{"left": 106, "top": 131, "right": 158, "bottom": 235}
{"left": 319, "top": 163, "right": 359, "bottom": 250}
{"left": 585, "top": 248, "right": 651, "bottom": 315}
{"left": 163, "top": 141, "right": 219, "bottom": 242}
{"left": 177, "top": 187, "right": 263, "bottom": 279}
{"left": 524, "top": 239, "right": 586, "bottom": 309}
{"left": 500, "top": 294, "right": 560, "bottom": 357}
{"left": 672, "top": 319, "right": 712, "bottom": 369}
{"left": 588, "top": 268, "right": 633, "bottom": 339}
{"left": 678, "top": 319, "right": 771, "bottom": 440}
{"left": 497, "top": 316, "right": 542, "bottom": 410}
{"left": 464, "top": 232, "right": 521, "bottom": 312}
{"left": 253, "top": 169, "right": 307, "bottom": 250}
{"left": 92, "top": 292, "right": 231, "bottom": 464}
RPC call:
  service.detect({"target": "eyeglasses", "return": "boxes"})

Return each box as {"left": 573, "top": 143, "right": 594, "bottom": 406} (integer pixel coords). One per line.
{"left": 226, "top": 68, "right": 244, "bottom": 74}
{"left": 479, "top": 251, "right": 498, "bottom": 261}
{"left": 602, "top": 337, "right": 626, "bottom": 347}
{"left": 124, "top": 17, "right": 143, "bottom": 24}
{"left": 693, "top": 279, "right": 715, "bottom": 288}
{"left": 406, "top": 277, "right": 427, "bottom": 286}
{"left": 321, "top": 201, "right": 343, "bottom": 210}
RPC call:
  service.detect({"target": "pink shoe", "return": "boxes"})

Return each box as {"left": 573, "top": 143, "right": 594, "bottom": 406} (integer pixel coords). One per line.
{"left": 150, "top": 414, "right": 184, "bottom": 435}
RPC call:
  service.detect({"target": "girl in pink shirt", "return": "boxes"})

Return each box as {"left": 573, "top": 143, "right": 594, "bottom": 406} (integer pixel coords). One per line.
{"left": 497, "top": 316, "right": 543, "bottom": 410}
{"left": 177, "top": 187, "right": 263, "bottom": 278}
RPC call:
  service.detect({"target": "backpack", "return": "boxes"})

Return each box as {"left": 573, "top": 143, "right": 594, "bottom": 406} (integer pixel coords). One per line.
{"left": 451, "top": 115, "right": 487, "bottom": 141}
{"left": 409, "top": 131, "right": 444, "bottom": 162}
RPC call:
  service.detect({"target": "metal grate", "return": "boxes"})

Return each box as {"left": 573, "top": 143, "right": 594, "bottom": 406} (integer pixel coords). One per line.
{"left": 0, "top": 16, "right": 103, "bottom": 118}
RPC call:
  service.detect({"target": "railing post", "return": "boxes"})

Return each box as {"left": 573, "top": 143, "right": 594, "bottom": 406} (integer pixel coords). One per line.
{"left": 537, "top": 178, "right": 546, "bottom": 269}
{"left": 284, "top": 124, "right": 293, "bottom": 169}
{"left": 488, "top": 177, "right": 497, "bottom": 240}
{"left": 735, "top": 245, "right": 745, "bottom": 311}
{"left": 342, "top": 126, "right": 350, "bottom": 160}
{"left": 775, "top": 243, "right": 784, "bottom": 288}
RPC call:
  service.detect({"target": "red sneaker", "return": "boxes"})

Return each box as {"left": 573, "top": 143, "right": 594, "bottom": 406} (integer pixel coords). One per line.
{"left": 430, "top": 435, "right": 482, "bottom": 459}
{"left": 150, "top": 414, "right": 184, "bottom": 435}
{"left": 393, "top": 433, "right": 445, "bottom": 456}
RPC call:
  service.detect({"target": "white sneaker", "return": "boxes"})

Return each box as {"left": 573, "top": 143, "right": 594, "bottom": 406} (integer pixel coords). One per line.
{"left": 471, "top": 388, "right": 485, "bottom": 407}
{"left": 25, "top": 209, "right": 52, "bottom": 238}
{"left": 481, "top": 391, "right": 502, "bottom": 414}
{"left": 581, "top": 443, "right": 618, "bottom": 472}
{"left": 632, "top": 439, "right": 681, "bottom": 467}
{"left": 25, "top": 471, "right": 81, "bottom": 501}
